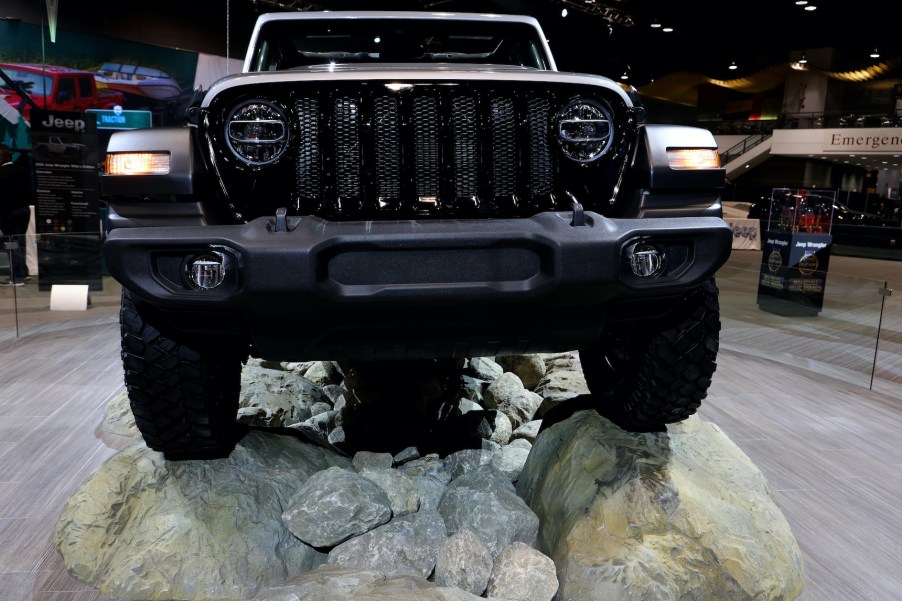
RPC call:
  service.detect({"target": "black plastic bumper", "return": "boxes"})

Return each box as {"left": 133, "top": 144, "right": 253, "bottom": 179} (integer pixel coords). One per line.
{"left": 103, "top": 212, "right": 732, "bottom": 359}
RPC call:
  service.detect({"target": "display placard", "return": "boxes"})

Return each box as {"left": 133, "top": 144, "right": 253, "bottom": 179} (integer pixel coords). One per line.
{"left": 31, "top": 108, "right": 103, "bottom": 291}
{"left": 757, "top": 188, "right": 835, "bottom": 316}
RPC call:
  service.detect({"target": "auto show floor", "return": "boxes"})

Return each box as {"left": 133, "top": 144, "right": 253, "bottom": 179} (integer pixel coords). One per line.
{"left": 0, "top": 250, "right": 901, "bottom": 601}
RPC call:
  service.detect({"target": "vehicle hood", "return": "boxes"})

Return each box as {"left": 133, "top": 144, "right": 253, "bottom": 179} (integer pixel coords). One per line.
{"left": 202, "top": 63, "right": 633, "bottom": 108}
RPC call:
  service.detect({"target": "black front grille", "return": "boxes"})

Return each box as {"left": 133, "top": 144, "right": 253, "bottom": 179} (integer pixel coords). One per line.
{"left": 209, "top": 81, "right": 633, "bottom": 221}
{"left": 290, "top": 87, "right": 565, "bottom": 219}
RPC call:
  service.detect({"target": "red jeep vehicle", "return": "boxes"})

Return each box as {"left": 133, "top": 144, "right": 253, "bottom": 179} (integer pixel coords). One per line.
{"left": 0, "top": 62, "right": 125, "bottom": 120}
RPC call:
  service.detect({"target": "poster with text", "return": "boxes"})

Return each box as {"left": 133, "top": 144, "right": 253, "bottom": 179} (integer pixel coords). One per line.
{"left": 31, "top": 109, "right": 103, "bottom": 291}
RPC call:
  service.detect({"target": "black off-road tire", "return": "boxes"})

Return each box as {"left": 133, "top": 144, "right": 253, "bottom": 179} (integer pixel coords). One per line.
{"left": 119, "top": 288, "right": 244, "bottom": 460}
{"left": 580, "top": 277, "right": 721, "bottom": 432}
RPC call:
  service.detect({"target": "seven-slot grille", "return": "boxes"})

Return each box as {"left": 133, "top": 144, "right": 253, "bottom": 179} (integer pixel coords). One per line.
{"left": 289, "top": 87, "right": 570, "bottom": 219}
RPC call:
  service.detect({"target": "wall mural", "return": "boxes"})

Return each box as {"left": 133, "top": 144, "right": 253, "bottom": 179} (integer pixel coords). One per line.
{"left": 0, "top": 19, "right": 201, "bottom": 287}
{"left": 0, "top": 18, "right": 200, "bottom": 151}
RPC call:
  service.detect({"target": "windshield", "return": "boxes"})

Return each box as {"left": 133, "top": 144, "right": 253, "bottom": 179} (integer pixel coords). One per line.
{"left": 249, "top": 18, "right": 551, "bottom": 71}
{"left": 0, "top": 67, "right": 52, "bottom": 98}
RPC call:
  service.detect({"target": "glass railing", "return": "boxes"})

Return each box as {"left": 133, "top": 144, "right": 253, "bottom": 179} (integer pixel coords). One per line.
{"left": 715, "top": 248, "right": 901, "bottom": 399}
{"left": 0, "top": 231, "right": 121, "bottom": 344}
{"left": 2, "top": 235, "right": 900, "bottom": 401}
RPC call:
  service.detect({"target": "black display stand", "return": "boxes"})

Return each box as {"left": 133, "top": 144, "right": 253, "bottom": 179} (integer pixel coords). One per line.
{"left": 756, "top": 187, "right": 836, "bottom": 317}
{"left": 30, "top": 109, "right": 103, "bottom": 292}
{"left": 757, "top": 231, "right": 833, "bottom": 316}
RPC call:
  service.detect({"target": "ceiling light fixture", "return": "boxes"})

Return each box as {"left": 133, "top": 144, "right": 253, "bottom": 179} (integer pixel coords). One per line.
{"left": 621, "top": 71, "right": 629, "bottom": 80}
{"left": 662, "top": 26, "right": 673, "bottom": 33}
{"left": 561, "top": 8, "right": 568, "bottom": 17}
{"left": 799, "top": 52, "right": 807, "bottom": 64}
{"left": 795, "top": 0, "right": 807, "bottom": 4}
{"left": 870, "top": 48, "right": 880, "bottom": 58}
{"left": 729, "top": 61, "right": 737, "bottom": 70}
{"left": 650, "top": 19, "right": 661, "bottom": 28}
{"left": 804, "top": 5, "right": 817, "bottom": 11}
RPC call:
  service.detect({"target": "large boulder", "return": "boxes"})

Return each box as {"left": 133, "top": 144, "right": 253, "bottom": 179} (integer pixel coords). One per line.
{"left": 517, "top": 410, "right": 805, "bottom": 601}
{"left": 55, "top": 430, "right": 350, "bottom": 601}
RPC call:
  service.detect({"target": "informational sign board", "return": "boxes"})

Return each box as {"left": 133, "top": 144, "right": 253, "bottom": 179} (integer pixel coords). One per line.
{"left": 757, "top": 230, "right": 833, "bottom": 316}
{"left": 31, "top": 109, "right": 103, "bottom": 291}
{"left": 756, "top": 188, "right": 835, "bottom": 316}
{"left": 86, "top": 107, "right": 153, "bottom": 130}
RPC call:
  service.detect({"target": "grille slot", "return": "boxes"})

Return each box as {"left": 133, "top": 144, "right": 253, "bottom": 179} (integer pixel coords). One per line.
{"left": 413, "top": 96, "right": 441, "bottom": 211}
{"left": 333, "top": 97, "right": 362, "bottom": 207}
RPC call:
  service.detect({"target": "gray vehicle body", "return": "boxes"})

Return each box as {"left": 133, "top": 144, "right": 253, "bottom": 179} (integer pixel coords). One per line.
{"left": 101, "top": 11, "right": 731, "bottom": 362}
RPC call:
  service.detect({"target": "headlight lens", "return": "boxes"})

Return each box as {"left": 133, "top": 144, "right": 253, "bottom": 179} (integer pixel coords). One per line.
{"left": 225, "top": 100, "right": 289, "bottom": 165}
{"left": 554, "top": 99, "right": 614, "bottom": 163}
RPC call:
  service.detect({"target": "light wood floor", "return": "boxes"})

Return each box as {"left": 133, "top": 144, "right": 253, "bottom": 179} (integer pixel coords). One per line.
{"left": 0, "top": 250, "right": 901, "bottom": 601}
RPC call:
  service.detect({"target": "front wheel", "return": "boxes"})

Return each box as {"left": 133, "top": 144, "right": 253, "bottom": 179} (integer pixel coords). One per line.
{"left": 579, "top": 277, "right": 721, "bottom": 431}
{"left": 119, "top": 288, "right": 245, "bottom": 460}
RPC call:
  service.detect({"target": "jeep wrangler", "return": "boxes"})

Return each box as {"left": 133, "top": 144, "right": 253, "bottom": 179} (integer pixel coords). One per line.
{"left": 101, "top": 11, "right": 732, "bottom": 459}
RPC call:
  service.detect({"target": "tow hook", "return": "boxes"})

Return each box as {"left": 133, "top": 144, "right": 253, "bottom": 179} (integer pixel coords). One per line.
{"left": 571, "top": 201, "right": 586, "bottom": 227}
{"left": 270, "top": 207, "right": 290, "bottom": 233}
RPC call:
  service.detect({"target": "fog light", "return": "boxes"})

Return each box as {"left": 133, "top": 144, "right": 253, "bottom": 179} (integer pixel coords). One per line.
{"left": 627, "top": 242, "right": 666, "bottom": 277}
{"left": 186, "top": 253, "right": 226, "bottom": 290}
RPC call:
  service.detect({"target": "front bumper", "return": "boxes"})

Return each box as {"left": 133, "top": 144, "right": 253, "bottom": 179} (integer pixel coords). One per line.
{"left": 103, "top": 211, "right": 732, "bottom": 359}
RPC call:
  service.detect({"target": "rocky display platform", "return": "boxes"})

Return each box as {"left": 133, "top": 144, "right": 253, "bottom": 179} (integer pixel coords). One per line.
{"left": 59, "top": 353, "right": 805, "bottom": 601}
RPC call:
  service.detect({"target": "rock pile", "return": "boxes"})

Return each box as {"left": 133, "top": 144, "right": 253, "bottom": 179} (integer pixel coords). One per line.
{"left": 64, "top": 352, "right": 804, "bottom": 601}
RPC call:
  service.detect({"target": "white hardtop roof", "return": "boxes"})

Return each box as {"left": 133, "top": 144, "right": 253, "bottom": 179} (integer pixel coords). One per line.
{"left": 246, "top": 11, "right": 556, "bottom": 72}
{"left": 253, "top": 11, "right": 544, "bottom": 27}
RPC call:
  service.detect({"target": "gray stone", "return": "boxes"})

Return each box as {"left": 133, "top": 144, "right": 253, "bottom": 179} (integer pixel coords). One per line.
{"left": 251, "top": 565, "right": 514, "bottom": 601}
{"left": 517, "top": 410, "right": 805, "bottom": 601}
{"left": 458, "top": 397, "right": 483, "bottom": 414}
{"left": 483, "top": 372, "right": 543, "bottom": 429}
{"left": 54, "top": 431, "right": 349, "bottom": 601}
{"left": 445, "top": 448, "right": 494, "bottom": 479}
{"left": 288, "top": 410, "right": 339, "bottom": 450}
{"left": 239, "top": 364, "right": 327, "bottom": 427}
{"left": 320, "top": 383, "right": 345, "bottom": 404}
{"left": 282, "top": 466, "right": 392, "bottom": 548}
{"left": 327, "top": 511, "right": 447, "bottom": 579}
{"left": 101, "top": 390, "right": 139, "bottom": 438}
{"left": 414, "top": 475, "right": 448, "bottom": 513}
{"left": 460, "top": 375, "right": 486, "bottom": 404}
{"left": 465, "top": 357, "right": 503, "bottom": 382}
{"left": 353, "top": 451, "right": 394, "bottom": 471}
{"left": 489, "top": 409, "right": 512, "bottom": 445}
{"left": 359, "top": 467, "right": 421, "bottom": 517}
{"left": 438, "top": 466, "right": 539, "bottom": 558}
{"left": 491, "top": 445, "right": 530, "bottom": 482}
{"left": 303, "top": 361, "right": 344, "bottom": 388}
{"left": 393, "top": 446, "right": 420, "bottom": 465}
{"left": 507, "top": 437, "right": 533, "bottom": 453}
{"left": 510, "top": 419, "right": 542, "bottom": 443}
{"left": 397, "top": 454, "right": 451, "bottom": 485}
{"left": 494, "top": 354, "right": 547, "bottom": 390}
{"left": 434, "top": 530, "right": 493, "bottom": 595}
{"left": 487, "top": 542, "right": 558, "bottom": 601}
{"left": 309, "top": 401, "right": 333, "bottom": 417}
{"left": 533, "top": 352, "right": 589, "bottom": 416}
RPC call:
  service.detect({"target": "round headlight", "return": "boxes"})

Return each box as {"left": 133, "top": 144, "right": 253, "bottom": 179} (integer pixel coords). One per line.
{"left": 554, "top": 99, "right": 614, "bottom": 163}
{"left": 225, "top": 100, "right": 289, "bottom": 165}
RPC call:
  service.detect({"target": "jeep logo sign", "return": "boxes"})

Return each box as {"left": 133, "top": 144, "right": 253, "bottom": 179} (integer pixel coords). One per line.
{"left": 40, "top": 113, "right": 86, "bottom": 132}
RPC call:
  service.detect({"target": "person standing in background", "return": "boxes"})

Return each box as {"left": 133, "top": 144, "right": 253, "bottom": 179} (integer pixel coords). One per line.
{"left": 0, "top": 143, "right": 33, "bottom": 286}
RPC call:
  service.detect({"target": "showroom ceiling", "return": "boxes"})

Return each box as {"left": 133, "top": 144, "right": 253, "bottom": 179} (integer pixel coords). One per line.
{"left": 236, "top": 0, "right": 900, "bottom": 83}
{"left": 11, "top": 0, "right": 897, "bottom": 85}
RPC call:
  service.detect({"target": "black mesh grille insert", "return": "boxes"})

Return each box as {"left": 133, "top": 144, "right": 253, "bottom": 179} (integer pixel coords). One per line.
{"left": 263, "top": 83, "right": 627, "bottom": 220}
{"left": 413, "top": 96, "right": 440, "bottom": 207}
{"left": 333, "top": 97, "right": 362, "bottom": 202}
{"left": 527, "top": 97, "right": 553, "bottom": 198}
{"left": 373, "top": 96, "right": 401, "bottom": 207}
{"left": 451, "top": 95, "right": 479, "bottom": 204}
{"left": 490, "top": 97, "right": 517, "bottom": 202}
{"left": 294, "top": 97, "right": 321, "bottom": 201}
